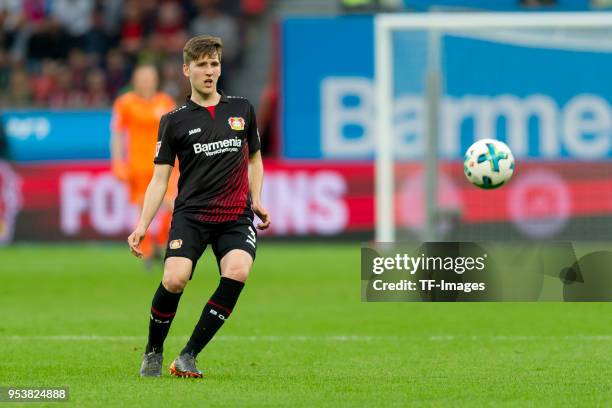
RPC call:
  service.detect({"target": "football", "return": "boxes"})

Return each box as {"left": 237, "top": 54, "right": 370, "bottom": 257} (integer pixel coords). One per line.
{"left": 463, "top": 139, "right": 515, "bottom": 189}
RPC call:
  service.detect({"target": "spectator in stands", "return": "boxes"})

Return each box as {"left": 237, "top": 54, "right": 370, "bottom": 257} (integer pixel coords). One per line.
{"left": 48, "top": 65, "right": 84, "bottom": 108}
{"left": 137, "top": 35, "right": 166, "bottom": 71}
{"left": 138, "top": 0, "right": 160, "bottom": 34}
{"left": 0, "top": 0, "right": 264, "bottom": 109}
{"left": 84, "top": 68, "right": 110, "bottom": 107}
{"left": 27, "top": 18, "right": 71, "bottom": 61}
{"left": 23, "top": 0, "right": 47, "bottom": 23}
{"left": 11, "top": 0, "right": 49, "bottom": 59}
{"left": 151, "top": 1, "right": 187, "bottom": 55}
{"left": 31, "top": 59, "right": 59, "bottom": 105}
{"left": 83, "top": 6, "right": 114, "bottom": 65}
{"left": 103, "top": 0, "right": 124, "bottom": 35}
{"left": 216, "top": 0, "right": 243, "bottom": 16}
{"left": 0, "top": 1, "right": 21, "bottom": 26}
{"left": 16, "top": 0, "right": 53, "bottom": 60}
{"left": 105, "top": 48, "right": 129, "bottom": 98}
{"left": 0, "top": 1, "right": 21, "bottom": 54}
{"left": 189, "top": 0, "right": 241, "bottom": 90}
{"left": 241, "top": 0, "right": 268, "bottom": 17}
{"left": 0, "top": 49, "right": 11, "bottom": 96}
{"left": 120, "top": 0, "right": 145, "bottom": 58}
{"left": 67, "top": 48, "right": 92, "bottom": 92}
{"left": 1, "top": 3, "right": 25, "bottom": 61}
{"left": 7, "top": 68, "right": 33, "bottom": 107}
{"left": 50, "top": 0, "right": 95, "bottom": 49}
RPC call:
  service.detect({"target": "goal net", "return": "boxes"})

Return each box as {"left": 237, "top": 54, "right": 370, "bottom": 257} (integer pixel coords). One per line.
{"left": 374, "top": 12, "right": 612, "bottom": 242}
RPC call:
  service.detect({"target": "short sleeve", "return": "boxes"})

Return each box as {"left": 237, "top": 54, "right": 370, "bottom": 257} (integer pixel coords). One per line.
{"left": 247, "top": 102, "right": 261, "bottom": 154}
{"left": 153, "top": 114, "right": 176, "bottom": 166}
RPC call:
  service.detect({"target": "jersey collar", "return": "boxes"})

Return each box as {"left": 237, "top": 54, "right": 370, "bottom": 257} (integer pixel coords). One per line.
{"left": 186, "top": 91, "right": 228, "bottom": 110}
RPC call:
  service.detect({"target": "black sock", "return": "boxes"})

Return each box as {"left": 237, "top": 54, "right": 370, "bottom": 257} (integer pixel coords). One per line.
{"left": 145, "top": 283, "right": 182, "bottom": 353}
{"left": 181, "top": 277, "right": 245, "bottom": 357}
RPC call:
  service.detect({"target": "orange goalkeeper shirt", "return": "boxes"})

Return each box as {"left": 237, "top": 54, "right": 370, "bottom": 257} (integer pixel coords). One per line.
{"left": 111, "top": 91, "right": 175, "bottom": 177}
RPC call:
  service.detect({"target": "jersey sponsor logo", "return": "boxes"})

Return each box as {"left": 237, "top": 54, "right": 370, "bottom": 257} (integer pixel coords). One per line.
{"left": 155, "top": 141, "right": 161, "bottom": 157}
{"left": 193, "top": 138, "right": 242, "bottom": 156}
{"left": 188, "top": 127, "right": 201, "bottom": 135}
{"left": 169, "top": 239, "right": 183, "bottom": 249}
{"left": 228, "top": 117, "right": 245, "bottom": 131}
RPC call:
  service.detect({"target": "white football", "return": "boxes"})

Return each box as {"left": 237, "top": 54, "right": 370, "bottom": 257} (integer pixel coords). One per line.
{"left": 463, "top": 139, "right": 515, "bottom": 189}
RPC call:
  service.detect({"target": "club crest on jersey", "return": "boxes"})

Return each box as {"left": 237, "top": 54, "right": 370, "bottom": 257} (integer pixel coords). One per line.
{"left": 169, "top": 239, "right": 183, "bottom": 249}
{"left": 228, "top": 117, "right": 245, "bottom": 131}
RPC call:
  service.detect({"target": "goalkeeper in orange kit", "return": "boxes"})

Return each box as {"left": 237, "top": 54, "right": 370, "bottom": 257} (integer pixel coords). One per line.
{"left": 111, "top": 64, "right": 177, "bottom": 266}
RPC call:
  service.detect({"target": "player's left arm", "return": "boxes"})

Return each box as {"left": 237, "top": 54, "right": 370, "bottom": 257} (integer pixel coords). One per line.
{"left": 249, "top": 150, "right": 270, "bottom": 230}
{"left": 246, "top": 101, "right": 270, "bottom": 230}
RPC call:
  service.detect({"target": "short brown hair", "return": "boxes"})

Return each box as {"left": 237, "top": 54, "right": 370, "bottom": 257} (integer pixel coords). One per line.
{"left": 183, "top": 35, "right": 223, "bottom": 65}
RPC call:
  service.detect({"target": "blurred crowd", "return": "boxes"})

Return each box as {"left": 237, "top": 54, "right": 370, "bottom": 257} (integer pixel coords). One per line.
{"left": 0, "top": 0, "right": 267, "bottom": 108}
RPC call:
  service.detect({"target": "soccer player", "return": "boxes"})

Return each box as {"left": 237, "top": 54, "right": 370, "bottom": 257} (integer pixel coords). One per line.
{"left": 111, "top": 65, "right": 177, "bottom": 265}
{"left": 128, "top": 35, "right": 270, "bottom": 378}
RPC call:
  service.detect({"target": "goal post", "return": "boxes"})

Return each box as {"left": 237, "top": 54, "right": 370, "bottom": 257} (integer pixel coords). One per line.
{"left": 374, "top": 12, "right": 612, "bottom": 243}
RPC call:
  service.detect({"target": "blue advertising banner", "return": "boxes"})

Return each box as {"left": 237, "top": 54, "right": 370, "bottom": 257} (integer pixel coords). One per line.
{"left": 282, "top": 16, "right": 374, "bottom": 159}
{"left": 444, "top": 35, "right": 612, "bottom": 160}
{"left": 281, "top": 16, "right": 612, "bottom": 160}
{"left": 3, "top": 111, "right": 111, "bottom": 162}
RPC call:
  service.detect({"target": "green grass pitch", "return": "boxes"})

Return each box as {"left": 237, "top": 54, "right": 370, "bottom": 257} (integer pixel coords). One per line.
{"left": 1, "top": 243, "right": 612, "bottom": 407}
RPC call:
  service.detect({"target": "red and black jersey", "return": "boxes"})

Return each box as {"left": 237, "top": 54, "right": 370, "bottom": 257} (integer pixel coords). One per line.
{"left": 154, "top": 92, "right": 261, "bottom": 223}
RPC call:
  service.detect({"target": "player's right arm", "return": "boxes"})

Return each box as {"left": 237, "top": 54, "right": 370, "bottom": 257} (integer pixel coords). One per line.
{"left": 128, "top": 113, "right": 177, "bottom": 258}
{"left": 110, "top": 131, "right": 128, "bottom": 181}
{"left": 110, "top": 97, "right": 128, "bottom": 181}
{"left": 127, "top": 164, "right": 172, "bottom": 257}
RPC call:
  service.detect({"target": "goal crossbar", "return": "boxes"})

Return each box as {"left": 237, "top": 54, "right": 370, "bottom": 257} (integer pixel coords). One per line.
{"left": 376, "top": 12, "right": 612, "bottom": 30}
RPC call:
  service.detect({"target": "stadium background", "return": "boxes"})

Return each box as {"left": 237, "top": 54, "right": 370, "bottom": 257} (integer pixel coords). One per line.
{"left": 2, "top": 0, "right": 612, "bottom": 243}
{"left": 2, "top": 1, "right": 612, "bottom": 406}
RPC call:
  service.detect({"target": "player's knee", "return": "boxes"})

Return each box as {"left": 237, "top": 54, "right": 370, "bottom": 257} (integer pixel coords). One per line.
{"left": 162, "top": 274, "right": 188, "bottom": 293}
{"left": 222, "top": 263, "right": 250, "bottom": 283}
{"left": 162, "top": 257, "right": 192, "bottom": 292}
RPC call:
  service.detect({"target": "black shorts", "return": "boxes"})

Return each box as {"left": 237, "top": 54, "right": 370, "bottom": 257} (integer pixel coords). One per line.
{"left": 164, "top": 212, "right": 257, "bottom": 273}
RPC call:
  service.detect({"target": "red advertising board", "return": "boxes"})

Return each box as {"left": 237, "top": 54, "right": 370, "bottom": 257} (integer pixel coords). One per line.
{"left": 1, "top": 159, "right": 611, "bottom": 242}
{"left": 6, "top": 160, "right": 375, "bottom": 241}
